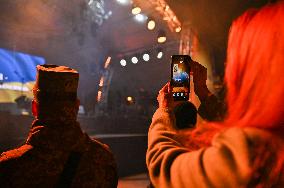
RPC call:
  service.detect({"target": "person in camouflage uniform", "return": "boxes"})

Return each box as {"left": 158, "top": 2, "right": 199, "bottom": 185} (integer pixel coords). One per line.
{"left": 0, "top": 64, "right": 117, "bottom": 188}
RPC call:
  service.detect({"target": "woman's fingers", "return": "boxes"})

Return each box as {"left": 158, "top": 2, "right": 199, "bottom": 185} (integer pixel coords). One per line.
{"left": 167, "top": 82, "right": 172, "bottom": 93}
{"left": 160, "top": 82, "right": 169, "bottom": 94}
{"left": 157, "top": 82, "right": 173, "bottom": 109}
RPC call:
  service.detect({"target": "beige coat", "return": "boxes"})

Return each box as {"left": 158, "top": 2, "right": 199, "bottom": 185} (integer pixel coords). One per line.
{"left": 147, "top": 108, "right": 283, "bottom": 188}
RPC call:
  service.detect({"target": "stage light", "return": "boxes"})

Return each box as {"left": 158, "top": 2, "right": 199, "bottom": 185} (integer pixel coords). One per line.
{"left": 116, "top": 0, "right": 130, "bottom": 5}
{"left": 134, "top": 14, "right": 148, "bottom": 23}
{"left": 131, "top": 56, "right": 138, "bottom": 64}
{"left": 157, "top": 48, "right": 164, "bottom": 59}
{"left": 120, "top": 59, "right": 127, "bottom": 66}
{"left": 132, "top": 6, "right": 141, "bottom": 15}
{"left": 127, "top": 96, "right": 133, "bottom": 102}
{"left": 175, "top": 26, "right": 182, "bottom": 33}
{"left": 126, "top": 96, "right": 135, "bottom": 105}
{"left": 158, "top": 36, "right": 167, "bottom": 43}
{"left": 143, "top": 53, "right": 150, "bottom": 62}
{"left": 147, "top": 19, "right": 156, "bottom": 30}
{"left": 21, "top": 110, "right": 30, "bottom": 116}
{"left": 157, "top": 52, "right": 163, "bottom": 59}
{"left": 157, "top": 30, "right": 167, "bottom": 43}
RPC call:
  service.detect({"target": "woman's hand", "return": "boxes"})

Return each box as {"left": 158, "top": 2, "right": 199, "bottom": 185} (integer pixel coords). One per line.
{"left": 191, "top": 61, "right": 210, "bottom": 101}
{"left": 157, "top": 82, "right": 182, "bottom": 110}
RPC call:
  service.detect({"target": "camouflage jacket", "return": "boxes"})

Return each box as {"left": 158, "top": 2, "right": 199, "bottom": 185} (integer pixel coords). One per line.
{"left": 0, "top": 119, "right": 118, "bottom": 188}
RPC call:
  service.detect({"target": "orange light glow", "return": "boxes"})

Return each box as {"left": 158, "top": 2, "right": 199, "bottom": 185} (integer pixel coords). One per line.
{"left": 147, "top": 20, "right": 156, "bottom": 30}
{"left": 158, "top": 36, "right": 167, "bottom": 43}
{"left": 127, "top": 96, "right": 133, "bottom": 102}
{"left": 175, "top": 27, "right": 182, "bottom": 33}
{"left": 99, "top": 77, "right": 104, "bottom": 87}
{"left": 104, "top": 56, "right": 112, "bottom": 69}
{"left": 97, "top": 91, "right": 102, "bottom": 102}
{"left": 132, "top": 7, "right": 141, "bottom": 15}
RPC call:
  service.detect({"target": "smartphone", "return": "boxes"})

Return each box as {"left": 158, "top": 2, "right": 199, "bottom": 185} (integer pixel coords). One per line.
{"left": 171, "top": 55, "right": 191, "bottom": 101}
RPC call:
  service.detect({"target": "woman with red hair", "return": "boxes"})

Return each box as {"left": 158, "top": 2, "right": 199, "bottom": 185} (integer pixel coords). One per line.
{"left": 147, "top": 1, "right": 284, "bottom": 187}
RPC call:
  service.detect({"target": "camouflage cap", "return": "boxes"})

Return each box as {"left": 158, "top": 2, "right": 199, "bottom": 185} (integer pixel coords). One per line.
{"left": 33, "top": 64, "right": 79, "bottom": 103}
{"left": 33, "top": 64, "right": 80, "bottom": 121}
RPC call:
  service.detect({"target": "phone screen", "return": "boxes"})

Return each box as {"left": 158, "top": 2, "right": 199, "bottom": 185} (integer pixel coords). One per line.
{"left": 171, "top": 55, "right": 191, "bottom": 101}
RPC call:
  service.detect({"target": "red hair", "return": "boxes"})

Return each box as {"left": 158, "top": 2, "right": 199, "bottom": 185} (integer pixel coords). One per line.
{"left": 225, "top": 2, "right": 284, "bottom": 131}
{"left": 178, "top": 3, "right": 284, "bottom": 185}
{"left": 182, "top": 1, "right": 284, "bottom": 154}
{"left": 180, "top": 5, "right": 284, "bottom": 185}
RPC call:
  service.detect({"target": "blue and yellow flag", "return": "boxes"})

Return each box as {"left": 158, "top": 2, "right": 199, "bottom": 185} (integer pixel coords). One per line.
{"left": 0, "top": 48, "right": 45, "bottom": 103}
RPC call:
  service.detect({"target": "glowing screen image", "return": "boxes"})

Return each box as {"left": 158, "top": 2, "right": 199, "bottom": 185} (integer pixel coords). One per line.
{"left": 0, "top": 48, "right": 45, "bottom": 103}
{"left": 171, "top": 59, "right": 190, "bottom": 99}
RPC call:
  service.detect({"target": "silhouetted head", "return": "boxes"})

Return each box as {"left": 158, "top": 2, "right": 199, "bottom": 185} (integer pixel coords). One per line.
{"left": 32, "top": 64, "right": 80, "bottom": 121}
{"left": 174, "top": 101, "right": 197, "bottom": 129}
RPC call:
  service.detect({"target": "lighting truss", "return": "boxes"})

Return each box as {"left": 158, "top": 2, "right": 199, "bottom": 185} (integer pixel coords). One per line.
{"left": 147, "top": 0, "right": 181, "bottom": 32}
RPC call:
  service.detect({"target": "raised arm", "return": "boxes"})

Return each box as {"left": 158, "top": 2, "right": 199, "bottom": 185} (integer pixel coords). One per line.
{"left": 146, "top": 83, "right": 252, "bottom": 188}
